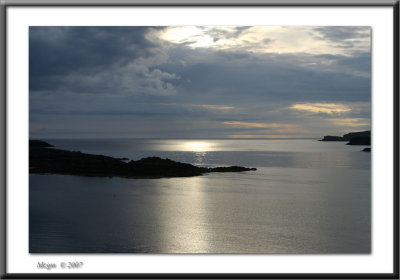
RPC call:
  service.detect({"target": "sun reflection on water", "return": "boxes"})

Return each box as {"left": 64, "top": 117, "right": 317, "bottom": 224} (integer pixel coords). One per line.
{"left": 156, "top": 176, "right": 212, "bottom": 253}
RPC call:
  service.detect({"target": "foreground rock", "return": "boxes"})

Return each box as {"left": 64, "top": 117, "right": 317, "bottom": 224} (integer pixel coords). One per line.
{"left": 29, "top": 140, "right": 54, "bottom": 148}
{"left": 29, "top": 141, "right": 256, "bottom": 178}
{"left": 320, "top": 131, "right": 371, "bottom": 146}
{"left": 362, "top": 147, "right": 371, "bottom": 152}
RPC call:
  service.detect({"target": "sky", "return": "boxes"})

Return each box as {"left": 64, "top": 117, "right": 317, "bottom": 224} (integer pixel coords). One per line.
{"left": 29, "top": 26, "right": 371, "bottom": 139}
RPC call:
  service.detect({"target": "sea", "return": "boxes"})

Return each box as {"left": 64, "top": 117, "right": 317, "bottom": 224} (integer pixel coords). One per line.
{"left": 29, "top": 139, "right": 371, "bottom": 254}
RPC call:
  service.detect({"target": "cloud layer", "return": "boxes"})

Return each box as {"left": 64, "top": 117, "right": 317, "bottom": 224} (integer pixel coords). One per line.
{"left": 30, "top": 26, "right": 371, "bottom": 139}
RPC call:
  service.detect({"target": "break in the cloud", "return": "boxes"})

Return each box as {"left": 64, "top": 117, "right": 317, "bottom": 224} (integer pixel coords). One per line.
{"left": 328, "top": 118, "right": 370, "bottom": 127}
{"left": 222, "top": 121, "right": 298, "bottom": 129}
{"left": 159, "top": 26, "right": 370, "bottom": 55}
{"left": 29, "top": 26, "right": 371, "bottom": 139}
{"left": 160, "top": 103, "right": 235, "bottom": 111}
{"left": 289, "top": 103, "right": 351, "bottom": 115}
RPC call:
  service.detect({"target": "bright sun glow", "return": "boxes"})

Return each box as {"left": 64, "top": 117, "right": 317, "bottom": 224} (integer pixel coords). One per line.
{"left": 183, "top": 141, "right": 211, "bottom": 152}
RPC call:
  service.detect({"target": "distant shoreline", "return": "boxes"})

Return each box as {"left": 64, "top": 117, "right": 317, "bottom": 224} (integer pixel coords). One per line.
{"left": 319, "top": 131, "right": 371, "bottom": 147}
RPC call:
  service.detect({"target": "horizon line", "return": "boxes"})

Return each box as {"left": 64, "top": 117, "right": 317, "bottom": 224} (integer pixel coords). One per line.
{"left": 30, "top": 137, "right": 321, "bottom": 140}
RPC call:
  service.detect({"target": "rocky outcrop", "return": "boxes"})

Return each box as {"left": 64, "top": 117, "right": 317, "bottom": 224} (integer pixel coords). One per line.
{"left": 29, "top": 140, "right": 257, "bottom": 178}
{"left": 209, "top": 166, "right": 257, "bottom": 172}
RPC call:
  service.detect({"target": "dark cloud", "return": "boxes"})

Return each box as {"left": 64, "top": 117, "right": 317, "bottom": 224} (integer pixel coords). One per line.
{"left": 313, "top": 26, "right": 370, "bottom": 41}
{"left": 29, "top": 26, "right": 176, "bottom": 95}
{"left": 30, "top": 27, "right": 157, "bottom": 76}
{"left": 263, "top": 38, "right": 273, "bottom": 44}
{"left": 159, "top": 49, "right": 370, "bottom": 103}
{"left": 199, "top": 26, "right": 251, "bottom": 42}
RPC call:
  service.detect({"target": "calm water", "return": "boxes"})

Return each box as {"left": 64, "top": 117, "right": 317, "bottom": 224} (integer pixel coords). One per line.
{"left": 29, "top": 139, "right": 371, "bottom": 253}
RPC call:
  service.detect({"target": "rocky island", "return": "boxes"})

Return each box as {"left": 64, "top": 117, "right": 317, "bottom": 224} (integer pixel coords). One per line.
{"left": 320, "top": 130, "right": 371, "bottom": 146}
{"left": 29, "top": 140, "right": 256, "bottom": 178}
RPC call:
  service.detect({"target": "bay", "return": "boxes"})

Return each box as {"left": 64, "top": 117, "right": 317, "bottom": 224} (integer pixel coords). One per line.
{"left": 29, "top": 139, "right": 371, "bottom": 253}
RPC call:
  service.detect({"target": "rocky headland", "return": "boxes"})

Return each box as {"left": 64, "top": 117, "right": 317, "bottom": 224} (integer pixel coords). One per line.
{"left": 320, "top": 130, "right": 371, "bottom": 146}
{"left": 29, "top": 140, "right": 256, "bottom": 178}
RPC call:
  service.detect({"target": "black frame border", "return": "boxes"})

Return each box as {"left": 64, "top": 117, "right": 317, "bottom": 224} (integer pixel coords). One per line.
{"left": 0, "top": 1, "right": 398, "bottom": 279}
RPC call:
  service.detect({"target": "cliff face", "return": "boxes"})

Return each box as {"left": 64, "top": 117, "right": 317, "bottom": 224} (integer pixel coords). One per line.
{"left": 29, "top": 141, "right": 256, "bottom": 178}
{"left": 342, "top": 131, "right": 370, "bottom": 141}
